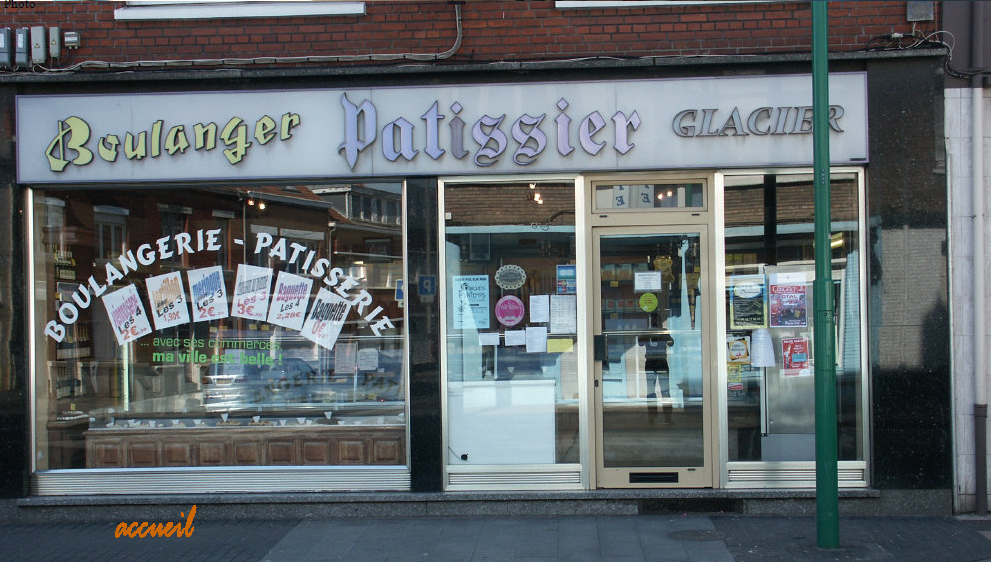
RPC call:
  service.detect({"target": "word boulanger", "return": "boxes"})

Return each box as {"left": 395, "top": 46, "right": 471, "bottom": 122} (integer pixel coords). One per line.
{"left": 116, "top": 506, "right": 196, "bottom": 538}
{"left": 339, "top": 94, "right": 641, "bottom": 170}
{"left": 45, "top": 112, "right": 301, "bottom": 171}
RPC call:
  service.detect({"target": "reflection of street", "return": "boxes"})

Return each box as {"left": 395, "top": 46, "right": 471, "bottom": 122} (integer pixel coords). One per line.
{"left": 602, "top": 403, "right": 705, "bottom": 467}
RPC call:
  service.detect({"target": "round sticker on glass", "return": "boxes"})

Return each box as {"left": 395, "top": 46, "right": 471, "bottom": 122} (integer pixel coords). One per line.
{"left": 639, "top": 292, "right": 658, "bottom": 313}
{"left": 494, "top": 265, "right": 527, "bottom": 290}
{"left": 495, "top": 295, "right": 526, "bottom": 326}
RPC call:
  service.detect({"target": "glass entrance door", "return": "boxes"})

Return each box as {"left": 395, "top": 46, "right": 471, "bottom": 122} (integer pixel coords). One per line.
{"left": 593, "top": 227, "right": 712, "bottom": 487}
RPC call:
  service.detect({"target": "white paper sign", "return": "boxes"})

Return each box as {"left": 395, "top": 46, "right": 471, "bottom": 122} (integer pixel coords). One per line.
{"left": 335, "top": 342, "right": 358, "bottom": 374}
{"left": 550, "top": 294, "right": 578, "bottom": 334}
{"left": 102, "top": 284, "right": 152, "bottom": 345}
{"left": 505, "top": 330, "right": 526, "bottom": 346}
{"left": 231, "top": 264, "right": 272, "bottom": 321}
{"left": 145, "top": 271, "right": 189, "bottom": 330}
{"left": 188, "top": 266, "right": 229, "bottom": 322}
{"left": 634, "top": 271, "right": 662, "bottom": 292}
{"left": 357, "top": 348, "right": 379, "bottom": 370}
{"left": 267, "top": 271, "right": 313, "bottom": 330}
{"left": 478, "top": 332, "right": 500, "bottom": 346}
{"left": 300, "top": 288, "right": 350, "bottom": 350}
{"left": 530, "top": 295, "right": 550, "bottom": 323}
{"left": 526, "top": 326, "right": 548, "bottom": 353}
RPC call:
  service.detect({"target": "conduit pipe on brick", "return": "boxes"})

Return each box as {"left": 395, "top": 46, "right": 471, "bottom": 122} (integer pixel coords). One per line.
{"left": 53, "top": 3, "right": 462, "bottom": 71}
{"left": 973, "top": 0, "right": 987, "bottom": 515}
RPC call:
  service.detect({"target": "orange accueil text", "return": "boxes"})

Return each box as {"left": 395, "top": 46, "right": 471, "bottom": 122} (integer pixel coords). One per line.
{"left": 115, "top": 505, "right": 196, "bottom": 538}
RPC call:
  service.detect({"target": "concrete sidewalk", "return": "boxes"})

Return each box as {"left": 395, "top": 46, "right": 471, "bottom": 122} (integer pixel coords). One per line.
{"left": 2, "top": 514, "right": 991, "bottom": 562}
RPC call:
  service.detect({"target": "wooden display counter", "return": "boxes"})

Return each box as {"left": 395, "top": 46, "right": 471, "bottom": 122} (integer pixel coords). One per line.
{"left": 85, "top": 424, "right": 405, "bottom": 468}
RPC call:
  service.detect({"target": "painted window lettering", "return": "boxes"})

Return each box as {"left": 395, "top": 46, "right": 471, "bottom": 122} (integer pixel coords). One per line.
{"left": 339, "top": 94, "right": 640, "bottom": 170}
{"left": 45, "top": 112, "right": 300, "bottom": 171}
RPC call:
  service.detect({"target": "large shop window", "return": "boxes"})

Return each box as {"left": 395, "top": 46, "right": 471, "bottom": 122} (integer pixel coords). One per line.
{"left": 32, "top": 184, "right": 406, "bottom": 471}
{"left": 723, "top": 172, "right": 864, "bottom": 464}
{"left": 443, "top": 182, "right": 579, "bottom": 466}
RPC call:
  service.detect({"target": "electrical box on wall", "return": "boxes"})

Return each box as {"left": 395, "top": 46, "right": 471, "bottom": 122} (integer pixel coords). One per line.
{"left": 48, "top": 26, "right": 60, "bottom": 59}
{"left": 0, "top": 28, "right": 11, "bottom": 69}
{"left": 30, "top": 26, "right": 45, "bottom": 64}
{"left": 13, "top": 27, "right": 28, "bottom": 68}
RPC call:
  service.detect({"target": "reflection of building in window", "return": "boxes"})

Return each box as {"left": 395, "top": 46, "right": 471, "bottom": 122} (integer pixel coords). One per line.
{"left": 158, "top": 204, "right": 192, "bottom": 266}
{"left": 93, "top": 206, "right": 129, "bottom": 262}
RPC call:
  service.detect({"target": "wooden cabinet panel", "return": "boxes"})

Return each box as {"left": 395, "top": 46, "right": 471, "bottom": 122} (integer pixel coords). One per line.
{"left": 84, "top": 426, "right": 405, "bottom": 468}
{"left": 198, "top": 441, "right": 227, "bottom": 466}
{"left": 163, "top": 442, "right": 191, "bottom": 466}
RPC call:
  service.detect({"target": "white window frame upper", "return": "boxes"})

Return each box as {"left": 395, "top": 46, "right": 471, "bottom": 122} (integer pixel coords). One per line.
{"left": 115, "top": 1, "right": 366, "bottom": 21}
{"left": 555, "top": 1, "right": 787, "bottom": 8}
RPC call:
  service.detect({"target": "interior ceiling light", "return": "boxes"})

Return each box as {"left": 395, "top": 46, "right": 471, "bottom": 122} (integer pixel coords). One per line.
{"left": 258, "top": 201, "right": 266, "bottom": 210}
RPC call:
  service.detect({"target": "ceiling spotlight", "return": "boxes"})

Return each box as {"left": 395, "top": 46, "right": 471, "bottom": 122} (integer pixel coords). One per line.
{"left": 258, "top": 201, "right": 266, "bottom": 210}
{"left": 529, "top": 183, "right": 536, "bottom": 190}
{"left": 247, "top": 198, "right": 255, "bottom": 206}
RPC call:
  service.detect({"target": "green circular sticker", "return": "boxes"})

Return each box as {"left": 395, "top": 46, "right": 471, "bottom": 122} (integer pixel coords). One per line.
{"left": 639, "top": 292, "right": 658, "bottom": 313}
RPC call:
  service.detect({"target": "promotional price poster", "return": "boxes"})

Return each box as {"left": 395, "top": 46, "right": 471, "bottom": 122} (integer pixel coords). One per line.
{"left": 729, "top": 275, "right": 767, "bottom": 329}
{"left": 102, "top": 284, "right": 152, "bottom": 345}
{"left": 145, "top": 271, "right": 189, "bottom": 330}
{"left": 231, "top": 264, "right": 272, "bottom": 321}
{"left": 267, "top": 271, "right": 313, "bottom": 330}
{"left": 769, "top": 272, "right": 807, "bottom": 328}
{"left": 782, "top": 336, "right": 810, "bottom": 376}
{"left": 300, "top": 288, "right": 351, "bottom": 350}
{"left": 188, "top": 266, "right": 229, "bottom": 322}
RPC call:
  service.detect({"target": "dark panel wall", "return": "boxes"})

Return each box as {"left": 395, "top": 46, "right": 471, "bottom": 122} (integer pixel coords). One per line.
{"left": 0, "top": 85, "right": 27, "bottom": 498}
{"left": 867, "top": 57, "right": 952, "bottom": 488}
{"left": 405, "top": 178, "right": 443, "bottom": 492}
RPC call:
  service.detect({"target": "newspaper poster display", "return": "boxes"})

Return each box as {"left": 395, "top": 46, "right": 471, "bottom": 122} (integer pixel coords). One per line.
{"left": 188, "top": 266, "right": 229, "bottom": 322}
{"left": 145, "top": 271, "right": 189, "bottom": 330}
{"left": 300, "top": 287, "right": 350, "bottom": 350}
{"left": 102, "top": 284, "right": 152, "bottom": 345}
{"left": 729, "top": 275, "right": 768, "bottom": 329}
{"left": 267, "top": 271, "right": 313, "bottom": 330}
{"left": 769, "top": 272, "right": 807, "bottom": 328}
{"left": 231, "top": 264, "right": 272, "bottom": 321}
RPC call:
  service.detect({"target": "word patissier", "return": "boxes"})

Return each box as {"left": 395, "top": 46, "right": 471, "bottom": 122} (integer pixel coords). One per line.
{"left": 44, "top": 230, "right": 393, "bottom": 341}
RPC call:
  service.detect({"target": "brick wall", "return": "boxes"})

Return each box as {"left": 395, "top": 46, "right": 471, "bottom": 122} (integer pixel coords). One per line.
{"left": 0, "top": 1, "right": 936, "bottom": 70}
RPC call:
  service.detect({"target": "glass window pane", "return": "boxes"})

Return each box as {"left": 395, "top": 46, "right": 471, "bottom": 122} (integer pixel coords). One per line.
{"left": 444, "top": 182, "right": 578, "bottom": 465}
{"left": 723, "top": 172, "right": 863, "bottom": 462}
{"left": 32, "top": 184, "right": 406, "bottom": 470}
{"left": 595, "top": 183, "right": 704, "bottom": 211}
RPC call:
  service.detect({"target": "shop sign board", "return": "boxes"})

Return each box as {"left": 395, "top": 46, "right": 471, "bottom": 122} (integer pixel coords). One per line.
{"left": 17, "top": 74, "right": 868, "bottom": 184}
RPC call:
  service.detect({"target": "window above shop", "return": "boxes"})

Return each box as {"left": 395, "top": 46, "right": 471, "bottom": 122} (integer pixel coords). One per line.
{"left": 115, "top": 1, "right": 366, "bottom": 21}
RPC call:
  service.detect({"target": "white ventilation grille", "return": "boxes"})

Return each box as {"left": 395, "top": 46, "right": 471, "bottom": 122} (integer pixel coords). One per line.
{"left": 34, "top": 467, "right": 410, "bottom": 495}
{"left": 447, "top": 470, "right": 582, "bottom": 490}
{"left": 727, "top": 466, "right": 866, "bottom": 487}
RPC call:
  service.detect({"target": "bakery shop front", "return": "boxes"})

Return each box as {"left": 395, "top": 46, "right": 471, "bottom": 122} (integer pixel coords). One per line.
{"left": 16, "top": 72, "right": 870, "bottom": 494}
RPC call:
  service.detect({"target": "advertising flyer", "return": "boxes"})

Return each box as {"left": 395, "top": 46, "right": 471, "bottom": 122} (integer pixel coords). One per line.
{"left": 188, "top": 265, "right": 229, "bottom": 322}
{"left": 300, "top": 287, "right": 350, "bottom": 350}
{"left": 102, "top": 284, "right": 152, "bottom": 345}
{"left": 726, "top": 335, "right": 751, "bottom": 364}
{"left": 769, "top": 272, "right": 807, "bottom": 328}
{"left": 231, "top": 264, "right": 272, "bottom": 321}
{"left": 145, "top": 271, "right": 189, "bottom": 330}
{"left": 556, "top": 264, "right": 577, "bottom": 294}
{"left": 729, "top": 274, "right": 768, "bottom": 329}
{"left": 782, "top": 336, "right": 810, "bottom": 376}
{"left": 267, "top": 271, "right": 313, "bottom": 330}
{"left": 452, "top": 275, "right": 490, "bottom": 329}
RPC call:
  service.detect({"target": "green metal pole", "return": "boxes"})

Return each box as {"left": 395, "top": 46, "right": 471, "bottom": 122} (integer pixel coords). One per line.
{"left": 812, "top": 0, "right": 839, "bottom": 549}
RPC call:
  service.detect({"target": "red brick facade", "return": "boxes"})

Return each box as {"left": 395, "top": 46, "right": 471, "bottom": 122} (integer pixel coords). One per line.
{"left": 0, "top": 1, "right": 936, "bottom": 69}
